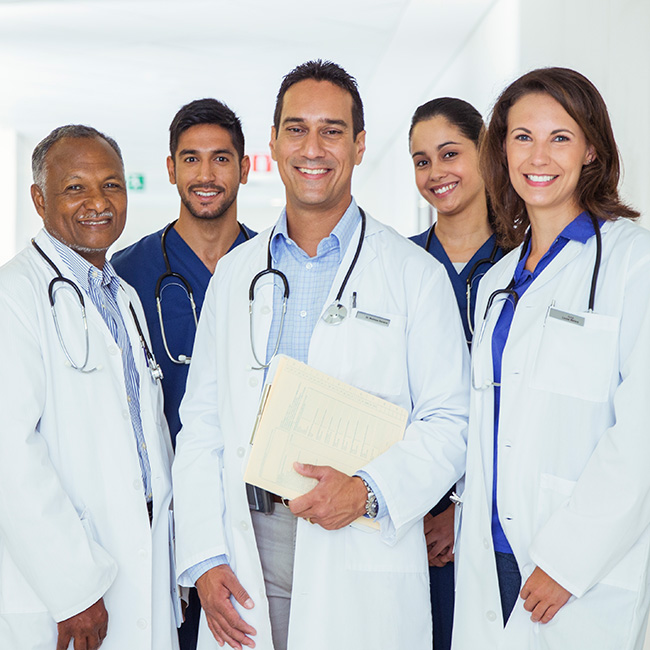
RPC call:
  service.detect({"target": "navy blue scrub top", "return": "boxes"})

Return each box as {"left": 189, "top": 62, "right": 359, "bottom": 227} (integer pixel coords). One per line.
{"left": 411, "top": 226, "right": 505, "bottom": 346}
{"left": 489, "top": 211, "right": 600, "bottom": 554}
{"left": 112, "top": 223, "right": 256, "bottom": 445}
{"left": 411, "top": 225, "right": 504, "bottom": 517}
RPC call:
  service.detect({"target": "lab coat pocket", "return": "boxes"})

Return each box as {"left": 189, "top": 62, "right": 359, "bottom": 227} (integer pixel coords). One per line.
{"left": 536, "top": 473, "right": 576, "bottom": 530}
{"left": 343, "top": 312, "right": 407, "bottom": 398}
{"left": 345, "top": 523, "right": 425, "bottom": 573}
{"left": 529, "top": 311, "right": 618, "bottom": 402}
{"left": 0, "top": 539, "right": 47, "bottom": 614}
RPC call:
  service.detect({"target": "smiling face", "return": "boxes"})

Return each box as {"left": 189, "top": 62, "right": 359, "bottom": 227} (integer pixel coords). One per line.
{"left": 505, "top": 92, "right": 595, "bottom": 222}
{"left": 31, "top": 136, "right": 127, "bottom": 267}
{"left": 410, "top": 115, "right": 486, "bottom": 219}
{"left": 269, "top": 79, "right": 366, "bottom": 218}
{"left": 167, "top": 123, "right": 250, "bottom": 222}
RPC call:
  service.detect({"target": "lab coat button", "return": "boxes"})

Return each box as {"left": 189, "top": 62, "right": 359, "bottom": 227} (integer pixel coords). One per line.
{"left": 108, "top": 346, "right": 118, "bottom": 356}
{"left": 483, "top": 538, "right": 489, "bottom": 549}
{"left": 136, "top": 618, "right": 148, "bottom": 630}
{"left": 133, "top": 480, "right": 141, "bottom": 490}
{"left": 240, "top": 521, "right": 249, "bottom": 531}
{"left": 249, "top": 377, "right": 258, "bottom": 387}
{"left": 237, "top": 447, "right": 245, "bottom": 458}
{"left": 261, "top": 306, "right": 271, "bottom": 315}
{"left": 122, "top": 410, "right": 129, "bottom": 420}
{"left": 486, "top": 610, "right": 497, "bottom": 622}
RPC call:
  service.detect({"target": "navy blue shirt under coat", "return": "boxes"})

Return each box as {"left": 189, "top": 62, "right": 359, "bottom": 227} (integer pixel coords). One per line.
{"left": 112, "top": 223, "right": 255, "bottom": 444}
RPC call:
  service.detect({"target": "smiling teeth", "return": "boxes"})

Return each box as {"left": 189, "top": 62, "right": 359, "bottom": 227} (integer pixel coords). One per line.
{"left": 195, "top": 191, "right": 217, "bottom": 197}
{"left": 434, "top": 182, "right": 457, "bottom": 194}
{"left": 526, "top": 174, "right": 556, "bottom": 182}
{"left": 299, "top": 168, "right": 327, "bottom": 175}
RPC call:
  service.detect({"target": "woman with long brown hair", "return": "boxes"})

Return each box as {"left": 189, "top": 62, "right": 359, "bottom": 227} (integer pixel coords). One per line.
{"left": 453, "top": 67, "right": 650, "bottom": 650}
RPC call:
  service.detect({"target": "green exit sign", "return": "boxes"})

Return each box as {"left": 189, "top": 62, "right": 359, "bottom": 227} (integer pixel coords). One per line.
{"left": 128, "top": 174, "right": 146, "bottom": 191}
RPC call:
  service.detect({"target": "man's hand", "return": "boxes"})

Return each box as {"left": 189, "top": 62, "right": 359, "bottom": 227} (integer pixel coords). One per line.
{"left": 196, "top": 565, "right": 256, "bottom": 649}
{"left": 56, "top": 598, "right": 108, "bottom": 650}
{"left": 520, "top": 566, "right": 571, "bottom": 623}
{"left": 423, "top": 505, "right": 455, "bottom": 568}
{"left": 288, "top": 463, "right": 367, "bottom": 530}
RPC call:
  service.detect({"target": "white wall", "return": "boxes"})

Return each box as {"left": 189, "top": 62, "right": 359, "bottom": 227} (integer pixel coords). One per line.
{"left": 0, "top": 128, "right": 17, "bottom": 262}
{"left": 517, "top": 0, "right": 649, "bottom": 225}
{"left": 355, "top": 0, "right": 519, "bottom": 237}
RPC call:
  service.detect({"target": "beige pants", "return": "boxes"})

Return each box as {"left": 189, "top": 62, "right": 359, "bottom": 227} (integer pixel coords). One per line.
{"left": 250, "top": 505, "right": 297, "bottom": 650}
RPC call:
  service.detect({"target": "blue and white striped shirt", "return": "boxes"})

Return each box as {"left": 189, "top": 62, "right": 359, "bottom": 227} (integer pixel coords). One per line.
{"left": 45, "top": 231, "right": 153, "bottom": 501}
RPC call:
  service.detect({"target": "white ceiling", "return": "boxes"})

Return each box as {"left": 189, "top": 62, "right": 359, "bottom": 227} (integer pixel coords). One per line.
{"left": 0, "top": 0, "right": 496, "bottom": 237}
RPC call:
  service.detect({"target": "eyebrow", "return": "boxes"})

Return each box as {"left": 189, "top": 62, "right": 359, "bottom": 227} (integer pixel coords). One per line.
{"left": 178, "top": 148, "right": 234, "bottom": 156}
{"left": 411, "top": 140, "right": 462, "bottom": 158}
{"left": 510, "top": 127, "right": 576, "bottom": 136}
{"left": 281, "top": 117, "right": 349, "bottom": 128}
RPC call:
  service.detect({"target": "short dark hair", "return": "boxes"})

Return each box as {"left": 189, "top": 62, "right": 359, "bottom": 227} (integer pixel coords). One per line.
{"left": 169, "top": 98, "right": 245, "bottom": 160}
{"left": 481, "top": 67, "right": 639, "bottom": 249}
{"left": 273, "top": 60, "right": 364, "bottom": 137}
{"left": 32, "top": 124, "right": 123, "bottom": 187}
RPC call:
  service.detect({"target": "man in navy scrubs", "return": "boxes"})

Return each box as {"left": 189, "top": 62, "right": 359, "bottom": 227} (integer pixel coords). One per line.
{"left": 112, "top": 98, "right": 256, "bottom": 650}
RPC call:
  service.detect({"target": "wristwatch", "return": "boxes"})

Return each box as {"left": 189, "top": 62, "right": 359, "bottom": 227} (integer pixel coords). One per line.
{"left": 360, "top": 477, "right": 378, "bottom": 519}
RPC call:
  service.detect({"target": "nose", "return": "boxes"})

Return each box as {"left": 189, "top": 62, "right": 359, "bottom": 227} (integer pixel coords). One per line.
{"left": 300, "top": 129, "right": 325, "bottom": 159}
{"left": 197, "top": 158, "right": 215, "bottom": 183}
{"left": 83, "top": 185, "right": 110, "bottom": 214}
{"left": 529, "top": 140, "right": 551, "bottom": 166}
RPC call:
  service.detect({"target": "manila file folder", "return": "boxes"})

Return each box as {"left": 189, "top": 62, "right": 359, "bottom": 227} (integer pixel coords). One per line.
{"left": 244, "top": 355, "right": 408, "bottom": 528}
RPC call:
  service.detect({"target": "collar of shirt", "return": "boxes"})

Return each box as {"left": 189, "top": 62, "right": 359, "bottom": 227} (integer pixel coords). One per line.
{"left": 269, "top": 198, "right": 361, "bottom": 266}
{"left": 44, "top": 230, "right": 121, "bottom": 300}
{"left": 513, "top": 210, "right": 600, "bottom": 289}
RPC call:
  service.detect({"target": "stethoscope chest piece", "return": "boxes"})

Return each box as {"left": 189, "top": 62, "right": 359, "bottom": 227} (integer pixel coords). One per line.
{"left": 322, "top": 302, "right": 347, "bottom": 325}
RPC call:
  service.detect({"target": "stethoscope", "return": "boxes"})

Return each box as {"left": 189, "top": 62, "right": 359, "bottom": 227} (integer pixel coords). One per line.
{"left": 472, "top": 214, "right": 602, "bottom": 389}
{"left": 32, "top": 239, "right": 164, "bottom": 382}
{"left": 248, "top": 208, "right": 367, "bottom": 370}
{"left": 156, "top": 220, "right": 251, "bottom": 365}
{"left": 425, "top": 223, "right": 500, "bottom": 336}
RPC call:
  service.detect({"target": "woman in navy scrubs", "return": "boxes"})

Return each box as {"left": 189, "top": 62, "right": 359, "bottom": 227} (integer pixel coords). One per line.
{"left": 409, "top": 97, "right": 508, "bottom": 650}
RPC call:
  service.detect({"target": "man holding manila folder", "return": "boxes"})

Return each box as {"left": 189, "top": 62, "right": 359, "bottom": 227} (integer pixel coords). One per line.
{"left": 172, "top": 60, "right": 469, "bottom": 650}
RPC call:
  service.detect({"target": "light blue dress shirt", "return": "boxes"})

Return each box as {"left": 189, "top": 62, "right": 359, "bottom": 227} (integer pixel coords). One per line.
{"left": 186, "top": 199, "right": 386, "bottom": 585}
{"left": 46, "top": 231, "right": 153, "bottom": 501}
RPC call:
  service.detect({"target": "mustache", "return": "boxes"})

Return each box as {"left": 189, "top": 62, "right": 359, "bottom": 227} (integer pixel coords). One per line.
{"left": 189, "top": 184, "right": 225, "bottom": 193}
{"left": 78, "top": 210, "right": 114, "bottom": 221}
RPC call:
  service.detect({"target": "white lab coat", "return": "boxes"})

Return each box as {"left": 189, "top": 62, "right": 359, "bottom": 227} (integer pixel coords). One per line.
{"left": 452, "top": 218, "right": 650, "bottom": 650}
{"left": 173, "top": 213, "right": 470, "bottom": 650}
{"left": 0, "top": 230, "right": 180, "bottom": 650}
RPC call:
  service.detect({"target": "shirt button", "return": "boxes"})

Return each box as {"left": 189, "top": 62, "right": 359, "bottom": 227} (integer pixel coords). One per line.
{"left": 300, "top": 310, "right": 307, "bottom": 318}
{"left": 305, "top": 262, "right": 313, "bottom": 269}
{"left": 136, "top": 618, "right": 148, "bottom": 630}
{"left": 127, "top": 396, "right": 132, "bottom": 403}
{"left": 141, "top": 442, "right": 147, "bottom": 451}
{"left": 486, "top": 610, "right": 497, "bottom": 622}
{"left": 237, "top": 447, "right": 245, "bottom": 458}
{"left": 240, "top": 521, "right": 249, "bottom": 531}
{"left": 261, "top": 306, "right": 271, "bottom": 315}
{"left": 249, "top": 377, "right": 258, "bottom": 387}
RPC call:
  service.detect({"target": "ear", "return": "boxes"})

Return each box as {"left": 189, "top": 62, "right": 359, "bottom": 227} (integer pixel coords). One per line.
{"left": 30, "top": 184, "right": 46, "bottom": 220}
{"left": 584, "top": 145, "right": 596, "bottom": 166}
{"left": 166, "top": 156, "right": 176, "bottom": 185}
{"left": 269, "top": 126, "right": 277, "bottom": 162}
{"left": 239, "top": 155, "right": 251, "bottom": 185}
{"left": 354, "top": 130, "right": 366, "bottom": 166}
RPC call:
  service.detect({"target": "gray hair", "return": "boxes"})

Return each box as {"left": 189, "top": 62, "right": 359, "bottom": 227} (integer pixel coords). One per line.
{"left": 32, "top": 124, "right": 124, "bottom": 188}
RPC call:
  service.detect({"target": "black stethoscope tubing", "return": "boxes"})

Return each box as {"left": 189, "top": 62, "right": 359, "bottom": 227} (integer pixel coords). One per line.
{"left": 156, "top": 220, "right": 251, "bottom": 365}
{"left": 248, "top": 208, "right": 367, "bottom": 370}
{"left": 479, "top": 213, "right": 602, "bottom": 332}
{"left": 32, "top": 239, "right": 163, "bottom": 380}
